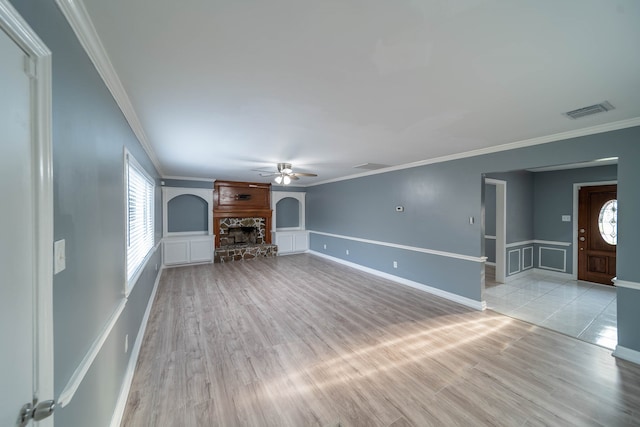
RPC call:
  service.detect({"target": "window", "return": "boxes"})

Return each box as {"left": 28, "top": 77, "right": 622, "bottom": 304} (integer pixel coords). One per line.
{"left": 125, "top": 149, "right": 155, "bottom": 289}
{"left": 598, "top": 199, "right": 617, "bottom": 245}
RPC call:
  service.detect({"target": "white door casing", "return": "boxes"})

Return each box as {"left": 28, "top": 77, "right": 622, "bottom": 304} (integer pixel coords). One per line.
{"left": 0, "top": 1, "right": 53, "bottom": 426}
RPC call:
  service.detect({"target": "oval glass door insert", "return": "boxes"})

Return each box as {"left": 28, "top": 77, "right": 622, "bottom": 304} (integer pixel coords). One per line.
{"left": 598, "top": 199, "right": 617, "bottom": 245}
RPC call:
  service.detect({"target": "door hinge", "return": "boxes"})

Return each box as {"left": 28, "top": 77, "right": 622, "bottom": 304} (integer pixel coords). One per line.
{"left": 23, "top": 56, "right": 37, "bottom": 79}
{"left": 19, "top": 400, "right": 55, "bottom": 426}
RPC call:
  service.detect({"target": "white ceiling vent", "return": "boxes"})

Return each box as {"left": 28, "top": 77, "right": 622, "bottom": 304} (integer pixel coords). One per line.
{"left": 564, "top": 101, "right": 615, "bottom": 119}
{"left": 353, "top": 163, "right": 390, "bottom": 170}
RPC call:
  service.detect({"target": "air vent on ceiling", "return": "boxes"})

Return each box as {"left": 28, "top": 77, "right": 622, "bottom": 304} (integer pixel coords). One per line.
{"left": 353, "top": 163, "right": 390, "bottom": 170}
{"left": 564, "top": 101, "right": 615, "bottom": 119}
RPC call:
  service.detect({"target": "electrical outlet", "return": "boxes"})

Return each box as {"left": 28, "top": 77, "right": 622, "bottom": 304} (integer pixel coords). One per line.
{"left": 323, "top": 244, "right": 327, "bottom": 250}
{"left": 393, "top": 261, "right": 398, "bottom": 269}
{"left": 124, "top": 334, "right": 129, "bottom": 353}
{"left": 346, "top": 249, "right": 349, "bottom": 255}
{"left": 562, "top": 215, "right": 571, "bottom": 222}
{"left": 469, "top": 216, "right": 475, "bottom": 224}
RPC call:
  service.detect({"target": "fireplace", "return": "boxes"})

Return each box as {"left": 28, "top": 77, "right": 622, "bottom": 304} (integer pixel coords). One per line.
{"left": 213, "top": 180, "right": 277, "bottom": 262}
{"left": 218, "top": 217, "right": 267, "bottom": 246}
{"left": 223, "top": 226, "right": 258, "bottom": 246}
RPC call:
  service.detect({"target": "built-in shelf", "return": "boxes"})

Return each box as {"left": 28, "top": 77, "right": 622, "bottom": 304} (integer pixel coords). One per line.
{"left": 162, "top": 187, "right": 214, "bottom": 266}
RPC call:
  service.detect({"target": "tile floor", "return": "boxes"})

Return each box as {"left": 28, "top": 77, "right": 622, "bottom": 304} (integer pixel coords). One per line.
{"left": 484, "top": 266, "right": 617, "bottom": 349}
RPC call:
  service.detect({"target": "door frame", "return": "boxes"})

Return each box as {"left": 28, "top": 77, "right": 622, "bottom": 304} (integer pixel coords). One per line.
{"left": 485, "top": 178, "right": 506, "bottom": 283}
{"left": 0, "top": 1, "right": 54, "bottom": 424}
{"left": 572, "top": 180, "right": 617, "bottom": 281}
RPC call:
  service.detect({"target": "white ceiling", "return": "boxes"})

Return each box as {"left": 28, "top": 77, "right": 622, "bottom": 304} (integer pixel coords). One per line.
{"left": 80, "top": 0, "right": 640, "bottom": 185}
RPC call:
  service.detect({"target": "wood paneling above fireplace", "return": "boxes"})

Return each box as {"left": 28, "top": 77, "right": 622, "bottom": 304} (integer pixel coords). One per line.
{"left": 213, "top": 180, "right": 272, "bottom": 247}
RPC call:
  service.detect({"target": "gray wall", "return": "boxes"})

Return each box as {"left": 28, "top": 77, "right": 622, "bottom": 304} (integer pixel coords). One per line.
{"left": 276, "top": 197, "right": 300, "bottom": 228}
{"left": 533, "top": 165, "right": 617, "bottom": 241}
{"left": 167, "top": 195, "right": 208, "bottom": 232}
{"left": 163, "top": 178, "right": 213, "bottom": 189}
{"left": 486, "top": 170, "right": 534, "bottom": 244}
{"left": 306, "top": 127, "right": 640, "bottom": 353}
{"left": 14, "top": 1, "right": 162, "bottom": 426}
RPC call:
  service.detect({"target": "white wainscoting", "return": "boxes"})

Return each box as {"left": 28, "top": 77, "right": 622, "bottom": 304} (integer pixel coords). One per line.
{"left": 508, "top": 249, "right": 521, "bottom": 275}
{"left": 538, "top": 246, "right": 567, "bottom": 273}
{"left": 522, "top": 246, "right": 534, "bottom": 270}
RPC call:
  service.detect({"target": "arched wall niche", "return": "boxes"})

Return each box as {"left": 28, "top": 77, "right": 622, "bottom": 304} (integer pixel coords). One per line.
{"left": 162, "top": 187, "right": 214, "bottom": 237}
{"left": 271, "top": 191, "right": 305, "bottom": 231}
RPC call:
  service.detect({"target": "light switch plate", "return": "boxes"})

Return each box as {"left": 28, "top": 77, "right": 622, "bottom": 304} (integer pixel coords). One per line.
{"left": 54, "top": 239, "right": 66, "bottom": 274}
{"left": 562, "top": 215, "right": 571, "bottom": 222}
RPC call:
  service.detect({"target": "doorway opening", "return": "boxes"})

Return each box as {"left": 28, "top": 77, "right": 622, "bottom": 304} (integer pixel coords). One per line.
{"left": 482, "top": 161, "right": 618, "bottom": 350}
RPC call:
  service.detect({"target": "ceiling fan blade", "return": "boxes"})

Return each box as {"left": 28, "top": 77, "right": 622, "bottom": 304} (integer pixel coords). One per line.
{"left": 289, "top": 175, "right": 300, "bottom": 180}
{"left": 259, "top": 172, "right": 278, "bottom": 177}
{"left": 291, "top": 172, "right": 318, "bottom": 177}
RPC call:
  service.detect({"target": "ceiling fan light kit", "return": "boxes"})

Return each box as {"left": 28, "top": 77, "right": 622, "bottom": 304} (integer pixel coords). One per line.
{"left": 259, "top": 163, "right": 318, "bottom": 185}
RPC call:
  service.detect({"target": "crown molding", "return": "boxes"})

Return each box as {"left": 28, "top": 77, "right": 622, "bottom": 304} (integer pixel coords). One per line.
{"left": 309, "top": 117, "right": 640, "bottom": 187}
{"left": 55, "top": 0, "right": 163, "bottom": 175}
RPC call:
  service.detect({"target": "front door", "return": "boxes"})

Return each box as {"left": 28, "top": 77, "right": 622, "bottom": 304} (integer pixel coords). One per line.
{"left": 578, "top": 184, "right": 617, "bottom": 285}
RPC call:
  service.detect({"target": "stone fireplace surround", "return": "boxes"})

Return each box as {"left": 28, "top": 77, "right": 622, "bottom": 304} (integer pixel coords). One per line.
{"left": 214, "top": 217, "right": 277, "bottom": 262}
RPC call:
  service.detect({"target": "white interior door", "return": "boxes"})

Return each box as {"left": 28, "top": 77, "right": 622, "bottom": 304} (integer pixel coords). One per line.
{"left": 0, "top": 4, "right": 54, "bottom": 424}
{"left": 0, "top": 25, "right": 37, "bottom": 426}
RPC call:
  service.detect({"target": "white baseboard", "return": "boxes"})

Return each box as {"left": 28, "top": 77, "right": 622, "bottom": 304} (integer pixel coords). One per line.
{"left": 505, "top": 268, "right": 535, "bottom": 283}
{"left": 309, "top": 251, "right": 484, "bottom": 311}
{"left": 532, "top": 268, "right": 574, "bottom": 280}
{"left": 613, "top": 345, "right": 640, "bottom": 365}
{"left": 110, "top": 266, "right": 164, "bottom": 427}
{"left": 485, "top": 261, "right": 496, "bottom": 266}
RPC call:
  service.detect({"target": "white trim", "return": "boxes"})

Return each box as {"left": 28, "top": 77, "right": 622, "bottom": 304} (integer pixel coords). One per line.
{"left": 309, "top": 118, "right": 640, "bottom": 187}
{"left": 308, "top": 230, "right": 486, "bottom": 263}
{"left": 612, "top": 345, "right": 640, "bottom": 365}
{"left": 57, "top": 242, "right": 160, "bottom": 407}
{"left": 110, "top": 266, "right": 163, "bottom": 427}
{"left": 0, "top": 2, "right": 55, "bottom": 423}
{"left": 272, "top": 191, "right": 306, "bottom": 232}
{"left": 532, "top": 268, "right": 573, "bottom": 281}
{"left": 57, "top": 298, "right": 127, "bottom": 408}
{"left": 485, "top": 261, "right": 496, "bottom": 266}
{"left": 506, "top": 239, "right": 572, "bottom": 248}
{"left": 613, "top": 279, "right": 640, "bottom": 291}
{"left": 309, "top": 251, "right": 485, "bottom": 311}
{"left": 538, "top": 247, "right": 567, "bottom": 272}
{"left": 505, "top": 268, "right": 535, "bottom": 283}
{"left": 162, "top": 186, "right": 214, "bottom": 237}
{"left": 490, "top": 179, "right": 507, "bottom": 283}
{"left": 54, "top": 0, "right": 163, "bottom": 175}
{"left": 522, "top": 246, "right": 534, "bottom": 270}
{"left": 573, "top": 180, "right": 618, "bottom": 280}
{"left": 484, "top": 235, "right": 496, "bottom": 240}
{"left": 508, "top": 249, "right": 521, "bottom": 275}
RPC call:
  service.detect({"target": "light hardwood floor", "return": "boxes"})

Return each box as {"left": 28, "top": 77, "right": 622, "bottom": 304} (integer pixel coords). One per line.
{"left": 122, "top": 254, "right": 640, "bottom": 426}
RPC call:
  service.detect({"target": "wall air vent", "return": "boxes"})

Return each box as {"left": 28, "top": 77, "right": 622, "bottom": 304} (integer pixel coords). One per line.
{"left": 564, "top": 101, "right": 615, "bottom": 119}
{"left": 353, "top": 163, "right": 390, "bottom": 170}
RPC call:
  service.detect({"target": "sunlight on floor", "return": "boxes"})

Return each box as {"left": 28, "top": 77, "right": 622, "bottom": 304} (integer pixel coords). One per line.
{"left": 264, "top": 315, "right": 513, "bottom": 400}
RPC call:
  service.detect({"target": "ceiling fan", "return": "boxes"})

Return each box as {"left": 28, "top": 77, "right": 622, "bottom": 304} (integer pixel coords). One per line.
{"left": 259, "top": 163, "right": 318, "bottom": 185}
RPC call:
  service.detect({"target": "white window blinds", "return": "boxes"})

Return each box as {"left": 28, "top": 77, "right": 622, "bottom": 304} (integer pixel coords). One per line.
{"left": 126, "top": 151, "right": 154, "bottom": 285}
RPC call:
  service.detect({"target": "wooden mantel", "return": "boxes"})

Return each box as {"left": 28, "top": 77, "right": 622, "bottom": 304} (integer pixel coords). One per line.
{"left": 213, "top": 180, "right": 272, "bottom": 247}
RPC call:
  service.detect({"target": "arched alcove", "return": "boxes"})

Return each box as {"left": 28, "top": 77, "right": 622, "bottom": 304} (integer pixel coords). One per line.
{"left": 162, "top": 187, "right": 213, "bottom": 237}
{"left": 271, "top": 191, "right": 308, "bottom": 254}
{"left": 276, "top": 197, "right": 301, "bottom": 229}
{"left": 162, "top": 187, "right": 215, "bottom": 266}
{"left": 167, "top": 194, "right": 208, "bottom": 233}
